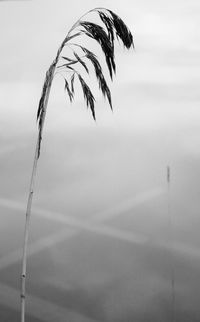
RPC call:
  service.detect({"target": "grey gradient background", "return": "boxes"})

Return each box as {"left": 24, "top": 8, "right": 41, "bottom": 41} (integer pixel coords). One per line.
{"left": 0, "top": 0, "right": 200, "bottom": 321}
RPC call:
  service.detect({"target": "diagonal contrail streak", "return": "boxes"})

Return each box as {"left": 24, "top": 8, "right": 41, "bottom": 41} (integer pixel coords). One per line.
{"left": 0, "top": 188, "right": 163, "bottom": 270}
{"left": 1, "top": 187, "right": 200, "bottom": 267}
{"left": 0, "top": 228, "right": 76, "bottom": 270}
{"left": 0, "top": 188, "right": 164, "bottom": 318}
{"left": 1, "top": 188, "right": 200, "bottom": 320}
{"left": 87, "top": 188, "right": 164, "bottom": 223}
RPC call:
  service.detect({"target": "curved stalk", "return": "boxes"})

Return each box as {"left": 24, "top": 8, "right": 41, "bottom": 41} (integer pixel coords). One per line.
{"left": 20, "top": 7, "right": 134, "bottom": 322}
{"left": 20, "top": 10, "right": 94, "bottom": 321}
{"left": 20, "top": 61, "right": 56, "bottom": 322}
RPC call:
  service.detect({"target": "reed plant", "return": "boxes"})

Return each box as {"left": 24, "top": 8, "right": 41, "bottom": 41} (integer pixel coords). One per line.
{"left": 21, "top": 7, "right": 134, "bottom": 322}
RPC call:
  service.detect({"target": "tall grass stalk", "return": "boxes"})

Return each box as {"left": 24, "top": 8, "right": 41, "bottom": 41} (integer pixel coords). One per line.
{"left": 20, "top": 7, "right": 134, "bottom": 322}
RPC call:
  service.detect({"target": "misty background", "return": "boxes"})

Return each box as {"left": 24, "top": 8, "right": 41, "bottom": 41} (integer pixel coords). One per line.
{"left": 0, "top": 0, "right": 200, "bottom": 321}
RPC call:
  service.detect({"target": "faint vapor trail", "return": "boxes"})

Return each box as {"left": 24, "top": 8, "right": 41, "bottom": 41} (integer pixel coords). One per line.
{"left": 0, "top": 188, "right": 163, "bottom": 269}
{"left": 91, "top": 187, "right": 164, "bottom": 223}
{"left": 1, "top": 188, "right": 200, "bottom": 319}
{"left": 0, "top": 228, "right": 76, "bottom": 270}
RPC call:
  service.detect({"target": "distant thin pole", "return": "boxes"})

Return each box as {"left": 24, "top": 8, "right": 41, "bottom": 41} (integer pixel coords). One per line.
{"left": 167, "top": 165, "right": 176, "bottom": 322}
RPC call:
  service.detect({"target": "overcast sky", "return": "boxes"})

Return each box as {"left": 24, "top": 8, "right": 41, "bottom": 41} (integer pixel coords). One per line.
{"left": 0, "top": 0, "right": 200, "bottom": 241}
{"left": 0, "top": 0, "right": 200, "bottom": 127}
{"left": 1, "top": 2, "right": 200, "bottom": 320}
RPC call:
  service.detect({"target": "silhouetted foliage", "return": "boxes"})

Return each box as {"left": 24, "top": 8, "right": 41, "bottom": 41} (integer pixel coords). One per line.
{"left": 37, "top": 7, "right": 134, "bottom": 158}
{"left": 21, "top": 8, "right": 134, "bottom": 322}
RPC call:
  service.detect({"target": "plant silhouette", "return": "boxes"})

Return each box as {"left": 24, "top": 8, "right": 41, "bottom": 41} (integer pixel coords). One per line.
{"left": 21, "top": 7, "right": 134, "bottom": 322}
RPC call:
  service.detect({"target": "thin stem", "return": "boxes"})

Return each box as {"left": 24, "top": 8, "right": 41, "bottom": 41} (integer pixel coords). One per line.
{"left": 20, "top": 7, "right": 133, "bottom": 321}
{"left": 20, "top": 60, "right": 56, "bottom": 322}
{"left": 20, "top": 137, "right": 39, "bottom": 322}
{"left": 20, "top": 8, "right": 100, "bottom": 320}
